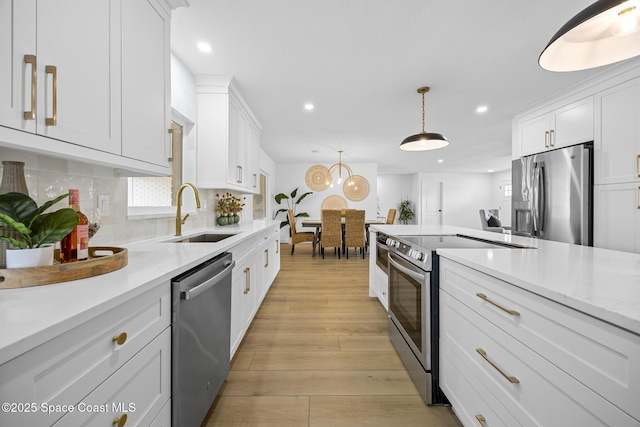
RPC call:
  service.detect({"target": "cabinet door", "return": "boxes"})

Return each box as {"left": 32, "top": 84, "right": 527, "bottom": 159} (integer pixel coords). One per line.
{"left": 121, "top": 0, "right": 171, "bottom": 169}
{"left": 595, "top": 77, "right": 640, "bottom": 185}
{"left": 242, "top": 260, "right": 258, "bottom": 328}
{"left": 0, "top": 0, "right": 36, "bottom": 132}
{"left": 227, "top": 101, "right": 241, "bottom": 185}
{"left": 519, "top": 114, "right": 550, "bottom": 156}
{"left": 247, "top": 121, "right": 260, "bottom": 191}
{"left": 36, "top": 0, "right": 121, "bottom": 154}
{"left": 594, "top": 183, "right": 640, "bottom": 253}
{"left": 552, "top": 96, "right": 593, "bottom": 149}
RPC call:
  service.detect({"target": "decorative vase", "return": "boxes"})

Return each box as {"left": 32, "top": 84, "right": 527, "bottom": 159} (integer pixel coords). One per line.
{"left": 0, "top": 161, "right": 30, "bottom": 268}
{"left": 233, "top": 214, "right": 240, "bottom": 223}
{"left": 217, "top": 216, "right": 229, "bottom": 226}
{"left": 6, "top": 245, "right": 54, "bottom": 269}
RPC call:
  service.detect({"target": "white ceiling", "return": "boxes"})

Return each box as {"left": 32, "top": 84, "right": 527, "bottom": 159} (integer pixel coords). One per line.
{"left": 170, "top": 0, "right": 615, "bottom": 175}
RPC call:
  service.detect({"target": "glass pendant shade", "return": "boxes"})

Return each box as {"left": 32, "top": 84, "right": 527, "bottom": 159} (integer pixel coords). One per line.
{"left": 539, "top": 0, "right": 640, "bottom": 71}
{"left": 400, "top": 86, "right": 449, "bottom": 151}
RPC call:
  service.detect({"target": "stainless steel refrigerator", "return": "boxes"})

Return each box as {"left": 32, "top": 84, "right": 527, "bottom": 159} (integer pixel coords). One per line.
{"left": 512, "top": 142, "right": 593, "bottom": 245}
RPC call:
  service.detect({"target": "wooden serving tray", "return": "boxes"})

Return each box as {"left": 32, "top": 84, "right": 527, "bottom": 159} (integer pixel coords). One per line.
{"left": 0, "top": 247, "right": 128, "bottom": 290}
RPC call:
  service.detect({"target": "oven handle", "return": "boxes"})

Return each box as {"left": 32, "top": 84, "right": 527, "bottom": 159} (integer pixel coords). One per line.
{"left": 388, "top": 252, "right": 426, "bottom": 283}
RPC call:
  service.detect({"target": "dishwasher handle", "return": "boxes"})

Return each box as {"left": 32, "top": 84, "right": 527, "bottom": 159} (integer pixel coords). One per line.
{"left": 181, "top": 260, "right": 235, "bottom": 300}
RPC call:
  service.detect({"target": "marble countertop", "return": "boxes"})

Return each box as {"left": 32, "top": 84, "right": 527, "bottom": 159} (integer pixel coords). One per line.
{"left": 370, "top": 225, "right": 640, "bottom": 336}
{"left": 0, "top": 220, "right": 279, "bottom": 365}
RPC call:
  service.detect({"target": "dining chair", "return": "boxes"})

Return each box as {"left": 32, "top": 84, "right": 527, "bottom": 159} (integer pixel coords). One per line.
{"left": 288, "top": 209, "right": 315, "bottom": 254}
{"left": 344, "top": 209, "right": 366, "bottom": 259}
{"left": 386, "top": 208, "right": 397, "bottom": 224}
{"left": 320, "top": 209, "right": 342, "bottom": 258}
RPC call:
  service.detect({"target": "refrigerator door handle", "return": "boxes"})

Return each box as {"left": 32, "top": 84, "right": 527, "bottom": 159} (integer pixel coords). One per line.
{"left": 538, "top": 162, "right": 546, "bottom": 236}
{"left": 532, "top": 163, "right": 539, "bottom": 236}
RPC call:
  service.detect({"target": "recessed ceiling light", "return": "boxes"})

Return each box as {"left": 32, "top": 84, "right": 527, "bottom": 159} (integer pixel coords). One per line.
{"left": 487, "top": 169, "right": 495, "bottom": 173}
{"left": 304, "top": 103, "right": 314, "bottom": 111}
{"left": 437, "top": 159, "right": 444, "bottom": 163}
{"left": 476, "top": 105, "right": 488, "bottom": 113}
{"left": 197, "top": 42, "right": 212, "bottom": 53}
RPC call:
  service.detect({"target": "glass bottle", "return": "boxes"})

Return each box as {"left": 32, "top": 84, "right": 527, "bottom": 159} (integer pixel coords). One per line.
{"left": 60, "top": 189, "right": 89, "bottom": 263}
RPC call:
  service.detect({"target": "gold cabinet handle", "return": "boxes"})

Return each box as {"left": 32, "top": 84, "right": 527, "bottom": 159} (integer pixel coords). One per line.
{"left": 276, "top": 239, "right": 279, "bottom": 254}
{"left": 167, "top": 128, "right": 174, "bottom": 162}
{"left": 549, "top": 129, "right": 555, "bottom": 147}
{"left": 637, "top": 186, "right": 640, "bottom": 210}
{"left": 112, "top": 414, "right": 127, "bottom": 427}
{"left": 23, "top": 55, "right": 37, "bottom": 120}
{"left": 636, "top": 154, "right": 639, "bottom": 178}
{"left": 475, "top": 414, "right": 487, "bottom": 427}
{"left": 244, "top": 267, "right": 250, "bottom": 294}
{"left": 476, "top": 293, "right": 520, "bottom": 316}
{"left": 237, "top": 165, "right": 243, "bottom": 183}
{"left": 253, "top": 173, "right": 257, "bottom": 188}
{"left": 45, "top": 65, "right": 57, "bottom": 126}
{"left": 112, "top": 332, "right": 127, "bottom": 345}
{"left": 476, "top": 348, "right": 519, "bottom": 384}
{"left": 544, "top": 130, "right": 549, "bottom": 148}
{"left": 264, "top": 248, "right": 269, "bottom": 268}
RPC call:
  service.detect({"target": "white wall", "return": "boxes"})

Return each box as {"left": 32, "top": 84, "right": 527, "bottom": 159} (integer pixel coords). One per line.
{"left": 377, "top": 174, "right": 415, "bottom": 223}
{"left": 275, "top": 162, "right": 378, "bottom": 242}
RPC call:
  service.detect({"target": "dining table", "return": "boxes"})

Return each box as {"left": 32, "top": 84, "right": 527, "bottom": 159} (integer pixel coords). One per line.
{"left": 301, "top": 218, "right": 385, "bottom": 256}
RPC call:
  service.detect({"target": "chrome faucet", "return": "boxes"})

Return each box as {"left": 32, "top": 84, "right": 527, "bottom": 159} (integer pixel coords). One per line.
{"left": 175, "top": 183, "right": 202, "bottom": 236}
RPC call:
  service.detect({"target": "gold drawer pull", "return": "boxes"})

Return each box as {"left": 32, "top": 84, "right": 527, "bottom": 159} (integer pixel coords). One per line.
{"left": 113, "top": 414, "right": 127, "bottom": 426}
{"left": 476, "top": 348, "right": 519, "bottom": 384}
{"left": 476, "top": 293, "right": 520, "bottom": 316}
{"left": 244, "top": 267, "right": 251, "bottom": 294}
{"left": 23, "top": 55, "right": 37, "bottom": 120}
{"left": 475, "top": 414, "right": 487, "bottom": 427}
{"left": 112, "top": 332, "right": 127, "bottom": 346}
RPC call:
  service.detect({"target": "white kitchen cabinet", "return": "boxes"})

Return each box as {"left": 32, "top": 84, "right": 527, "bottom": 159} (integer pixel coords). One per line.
{"left": 594, "top": 182, "right": 640, "bottom": 253}
{"left": 196, "top": 76, "right": 262, "bottom": 193}
{"left": 368, "top": 229, "right": 389, "bottom": 310}
{"left": 0, "top": 0, "right": 36, "bottom": 132}
{"left": 230, "top": 254, "right": 258, "bottom": 357}
{"left": 121, "top": 0, "right": 172, "bottom": 169}
{"left": 515, "top": 96, "right": 593, "bottom": 158}
{"left": 594, "top": 76, "right": 640, "bottom": 185}
{"left": 0, "top": 283, "right": 171, "bottom": 426}
{"left": 0, "top": 0, "right": 172, "bottom": 176}
{"left": 439, "top": 258, "right": 640, "bottom": 425}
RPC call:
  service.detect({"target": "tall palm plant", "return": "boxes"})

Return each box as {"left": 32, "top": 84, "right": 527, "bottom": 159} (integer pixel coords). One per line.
{"left": 274, "top": 187, "right": 313, "bottom": 229}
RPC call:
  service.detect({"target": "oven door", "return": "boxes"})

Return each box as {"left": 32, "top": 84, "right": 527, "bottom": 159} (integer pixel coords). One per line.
{"left": 375, "top": 238, "right": 390, "bottom": 274}
{"left": 388, "top": 251, "right": 430, "bottom": 370}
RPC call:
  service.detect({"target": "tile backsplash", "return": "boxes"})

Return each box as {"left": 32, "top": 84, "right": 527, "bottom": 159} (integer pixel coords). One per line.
{"left": 0, "top": 149, "right": 245, "bottom": 246}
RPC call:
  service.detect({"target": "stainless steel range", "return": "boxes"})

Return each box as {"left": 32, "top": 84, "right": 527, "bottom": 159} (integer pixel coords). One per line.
{"left": 383, "top": 233, "right": 513, "bottom": 405}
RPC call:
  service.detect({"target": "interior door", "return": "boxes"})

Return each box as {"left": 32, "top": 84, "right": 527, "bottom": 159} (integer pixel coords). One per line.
{"left": 421, "top": 181, "right": 443, "bottom": 226}
{"left": 499, "top": 179, "right": 512, "bottom": 227}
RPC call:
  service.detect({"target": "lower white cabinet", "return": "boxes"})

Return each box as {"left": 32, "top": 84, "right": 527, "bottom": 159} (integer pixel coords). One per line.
{"left": 0, "top": 283, "right": 171, "bottom": 426}
{"left": 594, "top": 182, "right": 640, "bottom": 253}
{"left": 439, "top": 258, "right": 640, "bottom": 426}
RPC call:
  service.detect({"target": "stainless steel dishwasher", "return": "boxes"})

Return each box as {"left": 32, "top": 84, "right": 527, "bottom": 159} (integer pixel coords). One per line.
{"left": 171, "top": 252, "right": 234, "bottom": 427}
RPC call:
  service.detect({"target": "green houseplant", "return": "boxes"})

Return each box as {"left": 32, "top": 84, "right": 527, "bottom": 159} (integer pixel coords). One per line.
{"left": 398, "top": 198, "right": 416, "bottom": 225}
{"left": 0, "top": 192, "right": 78, "bottom": 250}
{"left": 273, "top": 187, "right": 312, "bottom": 229}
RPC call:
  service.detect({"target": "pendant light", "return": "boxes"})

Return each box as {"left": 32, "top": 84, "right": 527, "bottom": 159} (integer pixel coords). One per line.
{"left": 325, "top": 150, "right": 354, "bottom": 188}
{"left": 400, "top": 86, "right": 449, "bottom": 151}
{"left": 539, "top": 0, "right": 640, "bottom": 71}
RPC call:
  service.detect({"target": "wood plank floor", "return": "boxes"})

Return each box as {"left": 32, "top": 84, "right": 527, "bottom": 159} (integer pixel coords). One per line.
{"left": 203, "top": 244, "right": 463, "bottom": 426}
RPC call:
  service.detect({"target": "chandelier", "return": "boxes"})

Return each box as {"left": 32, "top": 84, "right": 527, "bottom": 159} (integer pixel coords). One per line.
{"left": 326, "top": 150, "right": 354, "bottom": 188}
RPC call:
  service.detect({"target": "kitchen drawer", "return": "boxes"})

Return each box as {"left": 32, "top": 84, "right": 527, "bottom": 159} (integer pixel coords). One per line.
{"left": 441, "top": 290, "right": 638, "bottom": 426}
{"left": 53, "top": 327, "right": 170, "bottom": 426}
{"left": 440, "top": 258, "right": 640, "bottom": 420}
{"left": 229, "top": 235, "right": 257, "bottom": 268}
{"left": 440, "top": 340, "right": 522, "bottom": 427}
{"left": 0, "top": 283, "right": 170, "bottom": 426}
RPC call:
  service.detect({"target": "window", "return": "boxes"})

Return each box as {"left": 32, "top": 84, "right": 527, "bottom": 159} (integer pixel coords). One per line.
{"left": 504, "top": 183, "right": 512, "bottom": 197}
{"left": 128, "top": 120, "right": 183, "bottom": 213}
{"left": 253, "top": 173, "right": 267, "bottom": 219}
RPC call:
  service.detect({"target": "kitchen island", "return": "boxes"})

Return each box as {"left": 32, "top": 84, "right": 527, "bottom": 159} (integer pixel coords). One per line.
{"left": 370, "top": 224, "right": 640, "bottom": 426}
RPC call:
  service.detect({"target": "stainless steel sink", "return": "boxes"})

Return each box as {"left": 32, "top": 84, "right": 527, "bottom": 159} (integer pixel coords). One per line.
{"left": 168, "top": 233, "right": 237, "bottom": 243}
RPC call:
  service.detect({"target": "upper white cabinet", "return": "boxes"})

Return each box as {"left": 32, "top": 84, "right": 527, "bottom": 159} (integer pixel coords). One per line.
{"left": 196, "top": 76, "right": 261, "bottom": 194}
{"left": 514, "top": 96, "right": 594, "bottom": 158}
{"left": 594, "top": 76, "right": 640, "bottom": 185}
{"left": 121, "top": 0, "right": 172, "bottom": 168}
{"left": 0, "top": 0, "right": 172, "bottom": 176}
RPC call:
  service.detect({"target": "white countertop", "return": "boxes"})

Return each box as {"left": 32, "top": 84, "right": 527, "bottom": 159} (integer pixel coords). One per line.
{"left": 371, "top": 224, "right": 640, "bottom": 336}
{"left": 0, "top": 220, "right": 279, "bottom": 365}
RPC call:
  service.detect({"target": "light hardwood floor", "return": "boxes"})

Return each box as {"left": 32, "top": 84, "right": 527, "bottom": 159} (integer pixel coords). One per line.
{"left": 203, "top": 243, "right": 463, "bottom": 426}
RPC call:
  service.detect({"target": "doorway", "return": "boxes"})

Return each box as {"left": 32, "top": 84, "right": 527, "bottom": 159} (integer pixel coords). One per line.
{"left": 420, "top": 182, "right": 443, "bottom": 226}
{"left": 499, "top": 179, "right": 512, "bottom": 227}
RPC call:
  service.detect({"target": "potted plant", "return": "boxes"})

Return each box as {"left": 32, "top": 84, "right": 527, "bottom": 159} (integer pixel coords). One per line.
{"left": 0, "top": 192, "right": 79, "bottom": 268}
{"left": 216, "top": 192, "right": 246, "bottom": 226}
{"left": 398, "top": 198, "right": 416, "bottom": 225}
{"left": 273, "top": 187, "right": 312, "bottom": 230}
